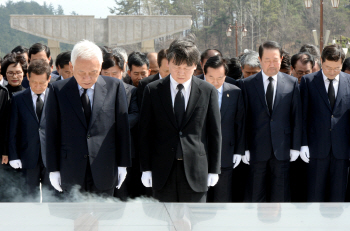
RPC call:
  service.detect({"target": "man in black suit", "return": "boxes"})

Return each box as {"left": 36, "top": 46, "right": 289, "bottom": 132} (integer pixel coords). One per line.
{"left": 8, "top": 60, "right": 53, "bottom": 201}
{"left": 137, "top": 49, "right": 168, "bottom": 108}
{"left": 46, "top": 40, "right": 131, "bottom": 196}
{"left": 127, "top": 52, "right": 151, "bottom": 87}
{"left": 300, "top": 45, "right": 350, "bottom": 202}
{"left": 196, "top": 49, "right": 238, "bottom": 86}
{"left": 241, "top": 41, "right": 302, "bottom": 202}
{"left": 139, "top": 38, "right": 222, "bottom": 202}
{"left": 204, "top": 56, "right": 245, "bottom": 202}
{"left": 55, "top": 51, "right": 73, "bottom": 81}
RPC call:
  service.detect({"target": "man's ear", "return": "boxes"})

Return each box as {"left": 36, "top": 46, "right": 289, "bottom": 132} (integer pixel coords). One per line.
{"left": 69, "top": 62, "right": 73, "bottom": 73}
{"left": 148, "top": 69, "right": 151, "bottom": 75}
{"left": 127, "top": 70, "right": 131, "bottom": 76}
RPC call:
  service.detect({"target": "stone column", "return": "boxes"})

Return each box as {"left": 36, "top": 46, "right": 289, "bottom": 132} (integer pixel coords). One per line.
{"left": 48, "top": 39, "right": 60, "bottom": 69}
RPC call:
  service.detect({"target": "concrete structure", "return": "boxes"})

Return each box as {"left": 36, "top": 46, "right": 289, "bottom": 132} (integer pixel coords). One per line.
{"left": 10, "top": 15, "right": 192, "bottom": 58}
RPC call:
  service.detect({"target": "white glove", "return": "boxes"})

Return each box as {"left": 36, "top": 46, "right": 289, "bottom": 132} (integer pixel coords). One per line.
{"left": 290, "top": 149, "right": 299, "bottom": 162}
{"left": 233, "top": 154, "right": 242, "bottom": 168}
{"left": 9, "top": 159, "right": 22, "bottom": 169}
{"left": 207, "top": 173, "right": 219, "bottom": 187}
{"left": 242, "top": 150, "right": 250, "bottom": 165}
{"left": 300, "top": 146, "right": 310, "bottom": 163}
{"left": 116, "top": 167, "right": 127, "bottom": 189}
{"left": 49, "top": 171, "right": 63, "bottom": 192}
{"left": 141, "top": 171, "right": 152, "bottom": 187}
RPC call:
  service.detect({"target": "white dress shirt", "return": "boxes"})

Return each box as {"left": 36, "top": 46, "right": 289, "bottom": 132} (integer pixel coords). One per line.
{"left": 0, "top": 78, "right": 4, "bottom": 86}
{"left": 78, "top": 84, "right": 95, "bottom": 109}
{"left": 217, "top": 84, "right": 223, "bottom": 109}
{"left": 170, "top": 75, "right": 192, "bottom": 110}
{"left": 262, "top": 70, "right": 278, "bottom": 107}
{"left": 31, "top": 89, "right": 46, "bottom": 112}
{"left": 322, "top": 70, "right": 339, "bottom": 98}
{"left": 60, "top": 76, "right": 64, "bottom": 81}
{"left": 159, "top": 73, "right": 162, "bottom": 79}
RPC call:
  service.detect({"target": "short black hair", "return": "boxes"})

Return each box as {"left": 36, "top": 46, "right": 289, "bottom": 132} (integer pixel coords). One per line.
{"left": 102, "top": 53, "right": 124, "bottom": 71}
{"left": 300, "top": 44, "right": 320, "bottom": 58}
{"left": 342, "top": 57, "right": 350, "bottom": 72}
{"left": 157, "top": 49, "right": 167, "bottom": 68}
{"left": 28, "top": 59, "right": 51, "bottom": 80}
{"left": 200, "top": 49, "right": 222, "bottom": 64}
{"left": 0, "top": 57, "right": 2, "bottom": 65}
{"left": 55, "top": 51, "right": 71, "bottom": 69}
{"left": 167, "top": 38, "right": 200, "bottom": 67}
{"left": 128, "top": 51, "right": 149, "bottom": 70}
{"left": 1, "top": 53, "right": 27, "bottom": 80}
{"left": 259, "top": 41, "right": 282, "bottom": 58}
{"left": 203, "top": 56, "right": 228, "bottom": 75}
{"left": 28, "top": 43, "right": 51, "bottom": 60}
{"left": 291, "top": 52, "right": 315, "bottom": 69}
{"left": 321, "top": 44, "right": 345, "bottom": 63}
{"left": 227, "top": 57, "right": 242, "bottom": 80}
{"left": 11, "top": 46, "right": 29, "bottom": 55}
{"left": 280, "top": 50, "right": 291, "bottom": 70}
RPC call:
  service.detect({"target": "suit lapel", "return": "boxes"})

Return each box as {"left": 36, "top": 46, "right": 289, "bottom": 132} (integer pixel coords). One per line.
{"left": 180, "top": 77, "right": 201, "bottom": 130}
{"left": 253, "top": 72, "right": 270, "bottom": 116}
{"left": 159, "top": 76, "right": 178, "bottom": 129}
{"left": 220, "top": 83, "right": 229, "bottom": 120}
{"left": 313, "top": 71, "right": 332, "bottom": 112}
{"left": 22, "top": 88, "right": 39, "bottom": 123}
{"left": 40, "top": 88, "right": 49, "bottom": 124}
{"left": 65, "top": 77, "right": 87, "bottom": 128}
{"left": 272, "top": 72, "right": 286, "bottom": 112}
{"left": 89, "top": 76, "right": 107, "bottom": 130}
{"left": 333, "top": 72, "right": 348, "bottom": 111}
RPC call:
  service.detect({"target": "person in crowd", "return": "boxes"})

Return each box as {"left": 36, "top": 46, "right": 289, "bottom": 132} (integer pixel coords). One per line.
{"left": 139, "top": 37, "right": 221, "bottom": 202}
{"left": 55, "top": 51, "right": 72, "bottom": 81}
{"left": 300, "top": 44, "right": 321, "bottom": 73}
{"left": 8, "top": 59, "right": 54, "bottom": 201}
{"left": 290, "top": 52, "right": 314, "bottom": 84}
{"left": 147, "top": 52, "right": 159, "bottom": 76}
{"left": 11, "top": 46, "right": 29, "bottom": 64}
{"left": 227, "top": 57, "right": 242, "bottom": 80}
{"left": 241, "top": 41, "right": 302, "bottom": 202}
{"left": 240, "top": 51, "right": 261, "bottom": 78}
{"left": 127, "top": 52, "right": 151, "bottom": 87}
{"left": 341, "top": 57, "right": 350, "bottom": 74}
{"left": 45, "top": 40, "right": 131, "bottom": 197}
{"left": 204, "top": 55, "right": 245, "bottom": 202}
{"left": 280, "top": 50, "right": 292, "bottom": 75}
{"left": 300, "top": 45, "right": 350, "bottom": 202}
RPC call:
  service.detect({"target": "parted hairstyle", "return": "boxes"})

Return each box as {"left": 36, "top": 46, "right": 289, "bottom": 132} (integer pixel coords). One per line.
{"left": 28, "top": 59, "right": 51, "bottom": 80}
{"left": 1, "top": 53, "right": 27, "bottom": 80}
{"left": 203, "top": 55, "right": 228, "bottom": 75}
{"left": 167, "top": 38, "right": 200, "bottom": 66}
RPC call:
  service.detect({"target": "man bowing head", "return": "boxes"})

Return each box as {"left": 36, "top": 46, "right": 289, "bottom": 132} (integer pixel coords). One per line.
{"left": 139, "top": 37, "right": 222, "bottom": 202}
{"left": 46, "top": 40, "right": 131, "bottom": 197}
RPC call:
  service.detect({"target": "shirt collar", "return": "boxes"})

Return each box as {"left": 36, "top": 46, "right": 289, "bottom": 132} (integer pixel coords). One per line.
{"left": 261, "top": 70, "right": 278, "bottom": 82}
{"left": 159, "top": 73, "right": 162, "bottom": 79}
{"left": 170, "top": 74, "right": 192, "bottom": 92}
{"left": 322, "top": 70, "right": 339, "bottom": 82}
{"left": 217, "top": 84, "right": 223, "bottom": 94}
{"left": 78, "top": 83, "right": 95, "bottom": 91}
{"left": 30, "top": 88, "right": 46, "bottom": 97}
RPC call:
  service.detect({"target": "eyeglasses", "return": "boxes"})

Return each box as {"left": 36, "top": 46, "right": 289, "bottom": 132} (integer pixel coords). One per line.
{"left": 6, "top": 72, "right": 23, "bottom": 77}
{"left": 322, "top": 66, "right": 342, "bottom": 72}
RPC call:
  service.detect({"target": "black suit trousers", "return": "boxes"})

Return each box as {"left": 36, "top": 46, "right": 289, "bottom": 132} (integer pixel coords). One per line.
{"left": 307, "top": 151, "right": 349, "bottom": 202}
{"left": 245, "top": 155, "right": 291, "bottom": 202}
{"left": 207, "top": 167, "right": 233, "bottom": 202}
{"left": 153, "top": 160, "right": 206, "bottom": 202}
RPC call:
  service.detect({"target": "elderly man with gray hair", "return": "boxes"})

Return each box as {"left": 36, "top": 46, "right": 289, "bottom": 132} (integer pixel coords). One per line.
{"left": 240, "top": 51, "right": 261, "bottom": 79}
{"left": 45, "top": 40, "right": 131, "bottom": 197}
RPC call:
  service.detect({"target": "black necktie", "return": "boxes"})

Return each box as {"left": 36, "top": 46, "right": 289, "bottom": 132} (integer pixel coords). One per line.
{"left": 328, "top": 78, "right": 335, "bottom": 109}
{"left": 81, "top": 88, "right": 91, "bottom": 126}
{"left": 36, "top": 94, "right": 43, "bottom": 121}
{"left": 174, "top": 84, "right": 185, "bottom": 127}
{"left": 266, "top": 77, "right": 274, "bottom": 115}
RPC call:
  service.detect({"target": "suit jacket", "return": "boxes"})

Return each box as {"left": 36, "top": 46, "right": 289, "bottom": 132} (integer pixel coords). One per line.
{"left": 45, "top": 76, "right": 131, "bottom": 190}
{"left": 300, "top": 71, "right": 350, "bottom": 159}
{"left": 196, "top": 74, "right": 239, "bottom": 87}
{"left": 55, "top": 76, "right": 63, "bottom": 81}
{"left": 220, "top": 82, "right": 245, "bottom": 168}
{"left": 22, "top": 75, "right": 59, "bottom": 88}
{"left": 0, "top": 85, "right": 9, "bottom": 156}
{"left": 8, "top": 88, "right": 49, "bottom": 169}
{"left": 137, "top": 73, "right": 160, "bottom": 109}
{"left": 242, "top": 72, "right": 302, "bottom": 162}
{"left": 139, "top": 75, "right": 222, "bottom": 192}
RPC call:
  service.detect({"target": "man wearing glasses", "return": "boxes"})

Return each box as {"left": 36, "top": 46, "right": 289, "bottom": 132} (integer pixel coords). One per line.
{"left": 300, "top": 44, "right": 350, "bottom": 202}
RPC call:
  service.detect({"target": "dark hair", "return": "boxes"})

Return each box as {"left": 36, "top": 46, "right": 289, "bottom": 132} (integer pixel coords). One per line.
{"left": 102, "top": 53, "right": 124, "bottom": 71}
{"left": 99, "top": 46, "right": 111, "bottom": 56}
{"left": 300, "top": 44, "right": 321, "bottom": 58}
{"left": 0, "top": 57, "right": 2, "bottom": 65}
{"left": 128, "top": 51, "right": 149, "bottom": 70}
{"left": 55, "top": 51, "right": 71, "bottom": 69}
{"left": 11, "top": 46, "right": 29, "bottom": 55}
{"left": 291, "top": 52, "right": 315, "bottom": 69}
{"left": 259, "top": 41, "right": 282, "bottom": 58}
{"left": 203, "top": 56, "right": 228, "bottom": 75}
{"left": 29, "top": 43, "right": 50, "bottom": 60}
{"left": 342, "top": 57, "right": 350, "bottom": 72}
{"left": 227, "top": 57, "right": 242, "bottom": 80}
{"left": 28, "top": 59, "right": 51, "bottom": 80}
{"left": 157, "top": 49, "right": 167, "bottom": 68}
{"left": 200, "top": 49, "right": 222, "bottom": 63}
{"left": 1, "top": 53, "right": 27, "bottom": 80}
{"left": 321, "top": 44, "right": 345, "bottom": 63}
{"left": 167, "top": 38, "right": 200, "bottom": 67}
{"left": 280, "top": 50, "right": 291, "bottom": 70}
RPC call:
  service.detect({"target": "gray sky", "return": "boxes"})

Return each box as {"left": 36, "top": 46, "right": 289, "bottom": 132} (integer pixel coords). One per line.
{"left": 11, "top": 0, "right": 117, "bottom": 18}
